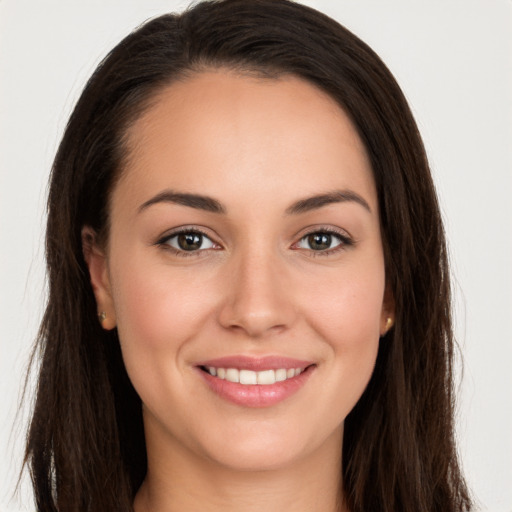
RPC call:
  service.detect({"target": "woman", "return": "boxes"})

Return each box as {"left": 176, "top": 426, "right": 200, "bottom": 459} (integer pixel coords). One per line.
{"left": 24, "top": 0, "right": 472, "bottom": 511}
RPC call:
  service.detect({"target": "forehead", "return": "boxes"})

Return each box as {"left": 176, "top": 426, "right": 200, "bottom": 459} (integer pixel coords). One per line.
{"left": 114, "top": 70, "right": 376, "bottom": 215}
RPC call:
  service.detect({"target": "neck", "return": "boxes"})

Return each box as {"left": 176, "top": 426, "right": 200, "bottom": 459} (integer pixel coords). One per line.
{"left": 134, "top": 420, "right": 346, "bottom": 512}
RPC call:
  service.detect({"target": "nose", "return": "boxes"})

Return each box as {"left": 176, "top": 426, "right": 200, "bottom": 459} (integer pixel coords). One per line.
{"left": 217, "top": 247, "right": 297, "bottom": 338}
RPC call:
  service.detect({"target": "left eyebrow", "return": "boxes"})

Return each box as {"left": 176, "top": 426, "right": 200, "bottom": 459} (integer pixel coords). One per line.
{"left": 285, "top": 189, "right": 372, "bottom": 215}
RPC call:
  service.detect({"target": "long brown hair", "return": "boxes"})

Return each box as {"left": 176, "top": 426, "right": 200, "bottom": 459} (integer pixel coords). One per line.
{"left": 25, "top": 1, "right": 472, "bottom": 510}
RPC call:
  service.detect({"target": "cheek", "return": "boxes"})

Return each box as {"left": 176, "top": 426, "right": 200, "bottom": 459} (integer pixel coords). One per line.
{"left": 301, "top": 258, "right": 385, "bottom": 406}
{"left": 307, "top": 263, "right": 385, "bottom": 346}
{"left": 108, "top": 254, "right": 218, "bottom": 386}
{"left": 108, "top": 256, "right": 221, "bottom": 417}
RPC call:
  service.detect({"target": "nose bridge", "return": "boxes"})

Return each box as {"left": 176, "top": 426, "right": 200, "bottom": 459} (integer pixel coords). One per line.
{"left": 218, "top": 240, "right": 295, "bottom": 337}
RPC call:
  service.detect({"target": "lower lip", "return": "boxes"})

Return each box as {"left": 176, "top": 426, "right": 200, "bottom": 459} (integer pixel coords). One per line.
{"left": 198, "top": 366, "right": 315, "bottom": 408}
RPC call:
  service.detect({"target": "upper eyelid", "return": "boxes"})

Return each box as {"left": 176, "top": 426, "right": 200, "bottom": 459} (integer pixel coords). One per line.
{"left": 156, "top": 226, "right": 218, "bottom": 245}
{"left": 294, "top": 225, "right": 353, "bottom": 241}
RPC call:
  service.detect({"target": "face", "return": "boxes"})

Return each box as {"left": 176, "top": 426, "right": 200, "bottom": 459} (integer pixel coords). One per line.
{"left": 85, "top": 71, "right": 393, "bottom": 472}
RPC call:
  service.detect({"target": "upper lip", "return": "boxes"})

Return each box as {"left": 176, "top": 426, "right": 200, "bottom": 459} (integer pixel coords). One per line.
{"left": 196, "top": 355, "right": 315, "bottom": 371}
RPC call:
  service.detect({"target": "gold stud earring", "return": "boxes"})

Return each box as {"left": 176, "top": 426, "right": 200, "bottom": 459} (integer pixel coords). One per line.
{"left": 385, "top": 317, "right": 393, "bottom": 331}
{"left": 98, "top": 311, "right": 107, "bottom": 322}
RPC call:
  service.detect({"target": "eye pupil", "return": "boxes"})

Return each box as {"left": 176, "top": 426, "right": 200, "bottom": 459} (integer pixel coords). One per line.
{"left": 308, "top": 233, "right": 331, "bottom": 250}
{"left": 177, "top": 232, "right": 203, "bottom": 251}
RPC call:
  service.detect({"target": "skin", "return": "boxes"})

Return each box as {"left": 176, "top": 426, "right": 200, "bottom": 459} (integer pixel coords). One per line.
{"left": 84, "top": 71, "right": 394, "bottom": 512}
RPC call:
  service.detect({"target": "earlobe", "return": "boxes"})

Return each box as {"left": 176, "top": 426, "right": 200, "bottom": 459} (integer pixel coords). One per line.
{"left": 382, "top": 316, "right": 394, "bottom": 335}
{"left": 81, "top": 226, "right": 117, "bottom": 330}
{"left": 380, "top": 284, "right": 395, "bottom": 337}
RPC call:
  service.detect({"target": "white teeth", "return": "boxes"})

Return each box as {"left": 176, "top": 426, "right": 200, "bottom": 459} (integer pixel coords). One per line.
{"left": 225, "top": 368, "right": 239, "bottom": 383}
{"left": 275, "top": 368, "right": 287, "bottom": 382}
{"left": 205, "top": 366, "right": 305, "bottom": 385}
{"left": 257, "top": 369, "right": 275, "bottom": 385}
{"left": 239, "top": 369, "right": 257, "bottom": 385}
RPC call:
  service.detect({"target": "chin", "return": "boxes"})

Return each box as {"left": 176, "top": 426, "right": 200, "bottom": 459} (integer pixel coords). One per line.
{"left": 206, "top": 443, "right": 305, "bottom": 472}
{"left": 196, "top": 419, "right": 343, "bottom": 473}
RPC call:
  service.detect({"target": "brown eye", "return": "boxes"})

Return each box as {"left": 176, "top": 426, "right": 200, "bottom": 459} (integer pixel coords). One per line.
{"left": 296, "top": 231, "right": 347, "bottom": 252}
{"left": 164, "top": 231, "right": 215, "bottom": 252}
{"left": 177, "top": 232, "right": 203, "bottom": 251}
{"left": 307, "top": 233, "right": 333, "bottom": 251}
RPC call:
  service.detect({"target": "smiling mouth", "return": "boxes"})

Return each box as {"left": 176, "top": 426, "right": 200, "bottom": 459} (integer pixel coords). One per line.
{"left": 199, "top": 365, "right": 313, "bottom": 385}
{"left": 197, "top": 360, "right": 315, "bottom": 407}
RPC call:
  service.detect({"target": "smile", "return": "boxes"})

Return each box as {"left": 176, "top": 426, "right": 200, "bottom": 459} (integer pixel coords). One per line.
{"left": 202, "top": 366, "right": 305, "bottom": 385}
{"left": 196, "top": 357, "right": 315, "bottom": 408}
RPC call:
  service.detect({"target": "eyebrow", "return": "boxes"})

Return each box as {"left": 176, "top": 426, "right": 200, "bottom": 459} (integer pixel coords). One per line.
{"left": 138, "top": 188, "right": 371, "bottom": 216}
{"left": 138, "top": 190, "right": 226, "bottom": 214}
{"left": 285, "top": 190, "right": 372, "bottom": 215}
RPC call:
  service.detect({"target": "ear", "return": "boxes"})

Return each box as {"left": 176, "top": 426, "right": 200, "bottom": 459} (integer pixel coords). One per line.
{"left": 379, "top": 283, "right": 395, "bottom": 337}
{"left": 81, "top": 226, "right": 117, "bottom": 330}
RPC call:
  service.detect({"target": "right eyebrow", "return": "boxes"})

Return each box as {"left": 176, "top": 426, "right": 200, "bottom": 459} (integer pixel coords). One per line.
{"left": 138, "top": 190, "right": 226, "bottom": 214}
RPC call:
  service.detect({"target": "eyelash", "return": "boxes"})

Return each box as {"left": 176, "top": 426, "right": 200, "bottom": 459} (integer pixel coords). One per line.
{"left": 155, "top": 226, "right": 354, "bottom": 257}
{"left": 156, "top": 227, "right": 219, "bottom": 257}
{"left": 294, "top": 227, "right": 354, "bottom": 257}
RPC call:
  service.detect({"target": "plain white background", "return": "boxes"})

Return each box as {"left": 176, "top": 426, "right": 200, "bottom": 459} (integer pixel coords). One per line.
{"left": 1, "top": 1, "right": 511, "bottom": 511}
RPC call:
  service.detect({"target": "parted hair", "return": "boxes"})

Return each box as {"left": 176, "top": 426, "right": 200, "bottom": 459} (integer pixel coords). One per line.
{"left": 24, "top": 1, "right": 471, "bottom": 511}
